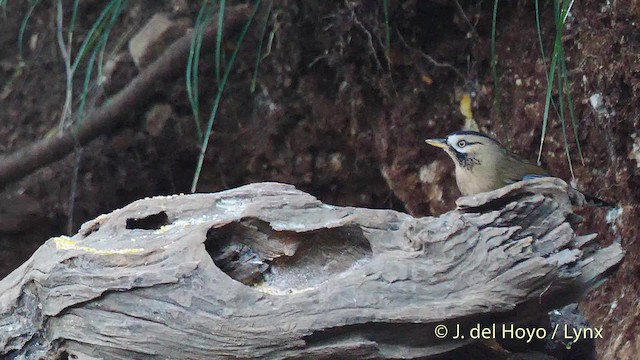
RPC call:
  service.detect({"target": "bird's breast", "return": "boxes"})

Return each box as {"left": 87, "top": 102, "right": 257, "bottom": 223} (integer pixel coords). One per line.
{"left": 455, "top": 166, "right": 500, "bottom": 196}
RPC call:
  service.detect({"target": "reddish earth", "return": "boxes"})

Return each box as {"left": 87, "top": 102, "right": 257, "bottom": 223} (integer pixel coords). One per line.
{"left": 0, "top": 1, "right": 638, "bottom": 358}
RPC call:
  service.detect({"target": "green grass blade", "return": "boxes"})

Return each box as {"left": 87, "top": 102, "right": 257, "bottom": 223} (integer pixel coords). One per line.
{"left": 18, "top": 0, "right": 41, "bottom": 60}
{"left": 70, "top": 1, "right": 120, "bottom": 73}
{"left": 216, "top": 0, "right": 225, "bottom": 85}
{"left": 561, "top": 51, "right": 584, "bottom": 165}
{"left": 250, "top": 0, "right": 272, "bottom": 93}
{"left": 490, "top": 0, "right": 506, "bottom": 142}
{"left": 561, "top": 0, "right": 575, "bottom": 23}
{"left": 537, "top": 0, "right": 581, "bottom": 169}
{"left": 537, "top": 0, "right": 565, "bottom": 163}
{"left": 76, "top": 0, "right": 126, "bottom": 128}
{"left": 97, "top": 0, "right": 127, "bottom": 68}
{"left": 537, "top": 38, "right": 559, "bottom": 163}
{"left": 555, "top": 56, "right": 574, "bottom": 179}
{"left": 491, "top": 0, "right": 499, "bottom": 97}
{"left": 534, "top": 0, "right": 563, "bottom": 154}
{"left": 192, "top": 0, "right": 261, "bottom": 192}
{"left": 76, "top": 50, "right": 98, "bottom": 129}
{"left": 186, "top": 0, "right": 214, "bottom": 142}
{"left": 68, "top": 0, "right": 80, "bottom": 51}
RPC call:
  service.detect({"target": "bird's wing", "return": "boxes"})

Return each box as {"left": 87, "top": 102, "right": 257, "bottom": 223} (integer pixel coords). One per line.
{"left": 498, "top": 152, "right": 614, "bottom": 207}
{"left": 521, "top": 174, "right": 549, "bottom": 181}
{"left": 498, "top": 154, "right": 550, "bottom": 186}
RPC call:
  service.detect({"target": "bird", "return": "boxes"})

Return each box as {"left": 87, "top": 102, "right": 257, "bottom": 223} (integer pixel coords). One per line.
{"left": 425, "top": 130, "right": 612, "bottom": 206}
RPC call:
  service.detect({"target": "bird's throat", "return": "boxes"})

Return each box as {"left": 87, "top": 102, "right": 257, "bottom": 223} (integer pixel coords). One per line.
{"left": 454, "top": 151, "right": 479, "bottom": 171}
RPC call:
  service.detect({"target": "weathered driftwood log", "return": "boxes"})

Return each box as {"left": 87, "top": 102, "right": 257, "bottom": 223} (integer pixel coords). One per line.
{"left": 0, "top": 179, "right": 623, "bottom": 359}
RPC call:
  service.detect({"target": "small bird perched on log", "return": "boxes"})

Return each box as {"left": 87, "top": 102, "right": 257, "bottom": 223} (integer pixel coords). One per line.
{"left": 425, "top": 131, "right": 612, "bottom": 206}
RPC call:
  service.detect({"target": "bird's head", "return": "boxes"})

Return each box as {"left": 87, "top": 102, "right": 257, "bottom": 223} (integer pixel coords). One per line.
{"left": 425, "top": 131, "right": 505, "bottom": 171}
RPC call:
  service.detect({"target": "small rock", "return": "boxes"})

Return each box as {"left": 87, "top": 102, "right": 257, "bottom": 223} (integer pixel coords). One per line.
{"left": 171, "top": 0, "right": 189, "bottom": 15}
{"left": 101, "top": 52, "right": 129, "bottom": 86}
{"left": 589, "top": 93, "right": 603, "bottom": 109}
{"left": 589, "top": 93, "right": 609, "bottom": 116}
{"left": 628, "top": 133, "right": 640, "bottom": 168}
{"left": 328, "top": 153, "right": 345, "bottom": 172}
{"left": 29, "top": 33, "right": 39, "bottom": 51}
{"left": 145, "top": 104, "right": 173, "bottom": 137}
{"left": 128, "top": 13, "right": 187, "bottom": 69}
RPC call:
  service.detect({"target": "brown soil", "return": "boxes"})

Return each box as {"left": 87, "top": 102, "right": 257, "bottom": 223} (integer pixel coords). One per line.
{"left": 1, "top": 0, "right": 638, "bottom": 358}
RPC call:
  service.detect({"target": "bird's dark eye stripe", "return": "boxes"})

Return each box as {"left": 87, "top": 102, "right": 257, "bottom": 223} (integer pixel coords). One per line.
{"left": 452, "top": 140, "right": 481, "bottom": 146}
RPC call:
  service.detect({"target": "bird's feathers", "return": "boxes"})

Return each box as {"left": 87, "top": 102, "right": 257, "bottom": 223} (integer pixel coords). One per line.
{"left": 496, "top": 153, "right": 549, "bottom": 186}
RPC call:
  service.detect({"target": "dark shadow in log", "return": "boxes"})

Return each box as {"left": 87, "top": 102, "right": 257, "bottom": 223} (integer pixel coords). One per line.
{"left": 126, "top": 211, "right": 170, "bottom": 230}
{"left": 207, "top": 218, "right": 372, "bottom": 288}
{"left": 0, "top": 179, "right": 624, "bottom": 359}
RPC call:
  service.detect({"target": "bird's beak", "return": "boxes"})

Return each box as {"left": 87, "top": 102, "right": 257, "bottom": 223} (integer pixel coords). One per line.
{"left": 425, "top": 138, "right": 448, "bottom": 149}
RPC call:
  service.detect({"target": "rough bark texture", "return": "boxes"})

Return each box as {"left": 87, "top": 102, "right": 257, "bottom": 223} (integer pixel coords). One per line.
{"left": 0, "top": 179, "right": 623, "bottom": 359}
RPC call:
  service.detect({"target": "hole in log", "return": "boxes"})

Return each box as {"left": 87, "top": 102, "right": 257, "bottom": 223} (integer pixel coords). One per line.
{"left": 206, "top": 218, "right": 372, "bottom": 292}
{"left": 125, "top": 211, "right": 169, "bottom": 230}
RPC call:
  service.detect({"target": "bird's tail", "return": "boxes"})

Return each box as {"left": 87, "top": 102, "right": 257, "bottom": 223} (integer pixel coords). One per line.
{"left": 583, "top": 193, "right": 614, "bottom": 207}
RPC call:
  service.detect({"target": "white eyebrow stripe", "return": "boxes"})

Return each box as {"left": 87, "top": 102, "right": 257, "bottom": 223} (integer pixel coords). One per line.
{"left": 447, "top": 135, "right": 461, "bottom": 147}
{"left": 447, "top": 135, "right": 484, "bottom": 153}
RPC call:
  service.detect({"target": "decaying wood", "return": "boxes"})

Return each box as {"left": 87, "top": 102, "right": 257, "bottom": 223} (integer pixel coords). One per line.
{"left": 0, "top": 179, "right": 623, "bottom": 359}
{"left": 0, "top": 5, "right": 251, "bottom": 189}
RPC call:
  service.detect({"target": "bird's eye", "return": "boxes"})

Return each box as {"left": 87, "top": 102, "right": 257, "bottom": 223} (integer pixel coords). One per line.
{"left": 457, "top": 140, "right": 466, "bottom": 148}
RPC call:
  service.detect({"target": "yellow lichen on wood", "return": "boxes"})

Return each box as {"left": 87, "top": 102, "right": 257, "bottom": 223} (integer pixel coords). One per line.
{"left": 154, "top": 219, "right": 204, "bottom": 235}
{"left": 53, "top": 236, "right": 144, "bottom": 254}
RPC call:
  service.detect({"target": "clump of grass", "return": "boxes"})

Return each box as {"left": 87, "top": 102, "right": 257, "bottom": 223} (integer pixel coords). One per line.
{"left": 535, "top": 0, "right": 583, "bottom": 178}
{"left": 190, "top": 0, "right": 262, "bottom": 192}
{"left": 15, "top": 0, "right": 125, "bottom": 129}
{"left": 54, "top": 0, "right": 127, "bottom": 131}
{"left": 186, "top": 0, "right": 216, "bottom": 142}
{"left": 74, "top": 0, "right": 127, "bottom": 124}
{"left": 492, "top": 0, "right": 583, "bottom": 176}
